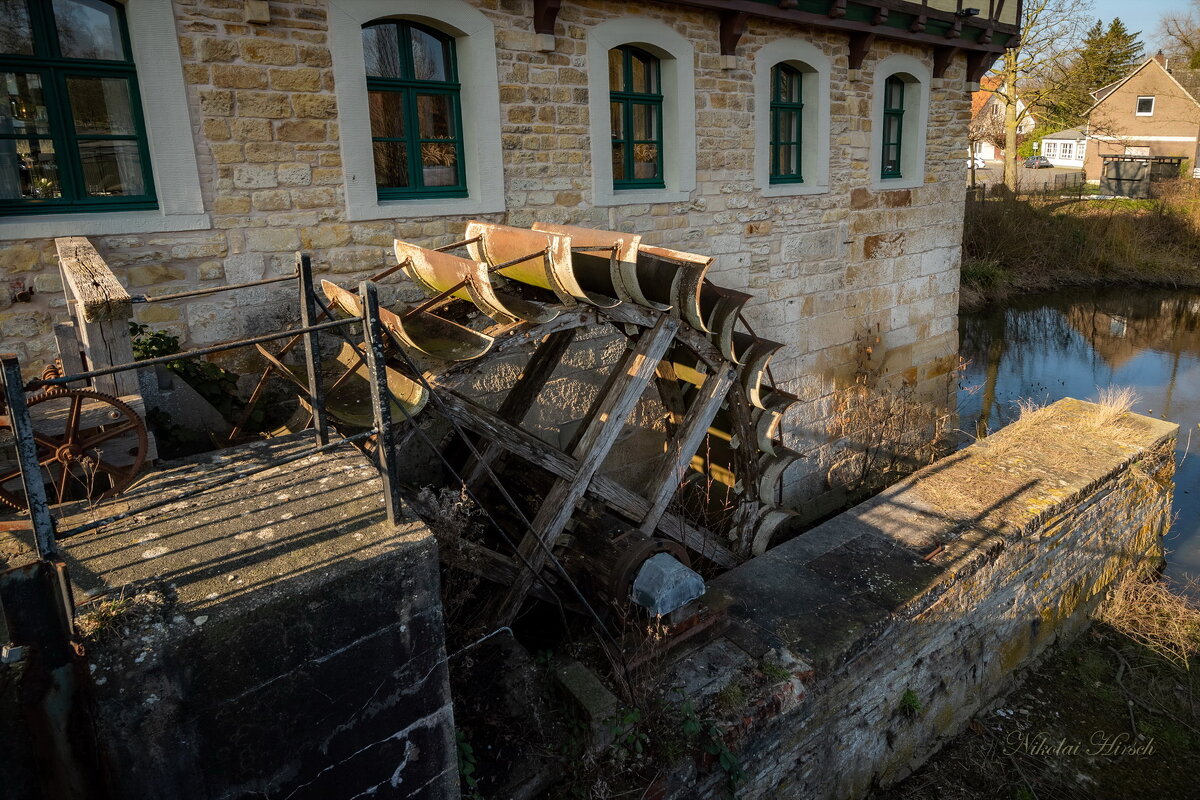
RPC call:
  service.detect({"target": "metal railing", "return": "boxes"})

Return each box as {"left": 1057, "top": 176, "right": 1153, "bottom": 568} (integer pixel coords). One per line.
{"left": 1, "top": 253, "right": 407, "bottom": 559}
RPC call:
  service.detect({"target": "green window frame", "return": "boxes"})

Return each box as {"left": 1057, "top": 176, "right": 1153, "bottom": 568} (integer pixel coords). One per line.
{"left": 609, "top": 45, "right": 664, "bottom": 190}
{"left": 363, "top": 19, "right": 466, "bottom": 200}
{"left": 0, "top": 0, "right": 157, "bottom": 216}
{"left": 769, "top": 63, "right": 804, "bottom": 184}
{"left": 881, "top": 75, "right": 905, "bottom": 179}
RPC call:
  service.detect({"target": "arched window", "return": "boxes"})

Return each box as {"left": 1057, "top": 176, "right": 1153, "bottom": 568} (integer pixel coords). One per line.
{"left": 770, "top": 63, "right": 804, "bottom": 184}
{"left": 881, "top": 75, "right": 906, "bottom": 179}
{"left": 0, "top": 0, "right": 155, "bottom": 215}
{"left": 362, "top": 19, "right": 466, "bottom": 199}
{"left": 869, "top": 55, "right": 929, "bottom": 190}
{"left": 608, "top": 45, "right": 663, "bottom": 189}
{"left": 754, "top": 41, "right": 830, "bottom": 197}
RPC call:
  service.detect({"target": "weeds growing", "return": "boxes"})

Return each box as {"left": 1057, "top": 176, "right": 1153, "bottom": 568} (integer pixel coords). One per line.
{"left": 961, "top": 180, "right": 1200, "bottom": 307}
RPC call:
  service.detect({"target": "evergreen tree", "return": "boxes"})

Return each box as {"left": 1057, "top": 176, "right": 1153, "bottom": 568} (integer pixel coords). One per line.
{"left": 1043, "top": 18, "right": 1145, "bottom": 129}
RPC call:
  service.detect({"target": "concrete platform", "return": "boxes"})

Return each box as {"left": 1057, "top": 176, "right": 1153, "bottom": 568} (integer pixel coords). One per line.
{"left": 58, "top": 433, "right": 419, "bottom": 612}
{"left": 1, "top": 433, "right": 457, "bottom": 800}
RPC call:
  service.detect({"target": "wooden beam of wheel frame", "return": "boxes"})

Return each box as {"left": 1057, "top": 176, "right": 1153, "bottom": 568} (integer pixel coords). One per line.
{"left": 494, "top": 315, "right": 680, "bottom": 624}
{"left": 638, "top": 363, "right": 736, "bottom": 536}
{"left": 462, "top": 327, "right": 578, "bottom": 486}
{"left": 433, "top": 388, "right": 739, "bottom": 567}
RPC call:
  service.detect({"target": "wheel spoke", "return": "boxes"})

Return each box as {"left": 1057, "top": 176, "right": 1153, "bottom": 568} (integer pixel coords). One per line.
{"left": 78, "top": 421, "right": 138, "bottom": 450}
{"left": 55, "top": 462, "right": 72, "bottom": 504}
{"left": 65, "top": 395, "right": 83, "bottom": 445}
{"left": 32, "top": 431, "right": 64, "bottom": 451}
{"left": 0, "top": 468, "right": 24, "bottom": 484}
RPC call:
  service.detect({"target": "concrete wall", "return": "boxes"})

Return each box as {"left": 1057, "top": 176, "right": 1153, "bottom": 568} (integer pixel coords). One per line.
{"left": 666, "top": 399, "right": 1178, "bottom": 799}
{"left": 0, "top": 0, "right": 970, "bottom": 511}
{"left": 1, "top": 436, "right": 458, "bottom": 800}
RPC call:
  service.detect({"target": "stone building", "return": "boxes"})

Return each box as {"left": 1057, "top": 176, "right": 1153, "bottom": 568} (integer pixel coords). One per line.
{"left": 0, "top": 0, "right": 1018, "bottom": 513}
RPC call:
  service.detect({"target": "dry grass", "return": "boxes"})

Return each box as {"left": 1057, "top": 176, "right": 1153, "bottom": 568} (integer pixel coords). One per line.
{"left": 962, "top": 181, "right": 1200, "bottom": 306}
{"left": 915, "top": 389, "right": 1144, "bottom": 520}
{"left": 1099, "top": 572, "right": 1200, "bottom": 670}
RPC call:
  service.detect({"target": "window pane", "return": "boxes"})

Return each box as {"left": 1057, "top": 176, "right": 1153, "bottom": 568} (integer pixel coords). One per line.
{"left": 78, "top": 139, "right": 144, "bottom": 196}
{"left": 53, "top": 0, "right": 126, "bottom": 61}
{"left": 0, "top": 138, "right": 61, "bottom": 199}
{"left": 608, "top": 49, "right": 623, "bottom": 92}
{"left": 0, "top": 0, "right": 33, "bottom": 55}
{"left": 611, "top": 142, "right": 626, "bottom": 181}
{"left": 409, "top": 26, "right": 449, "bottom": 82}
{"left": 373, "top": 140, "right": 409, "bottom": 187}
{"left": 776, "top": 67, "right": 801, "bottom": 103}
{"left": 1, "top": 73, "right": 52, "bottom": 135}
{"left": 885, "top": 77, "right": 904, "bottom": 110}
{"left": 610, "top": 101, "right": 623, "bottom": 138}
{"left": 420, "top": 142, "right": 457, "bottom": 186}
{"left": 632, "top": 103, "right": 657, "bottom": 140}
{"left": 630, "top": 50, "right": 655, "bottom": 93}
{"left": 883, "top": 142, "right": 901, "bottom": 175}
{"left": 368, "top": 90, "right": 405, "bottom": 139}
{"left": 776, "top": 143, "right": 799, "bottom": 176}
{"left": 884, "top": 115, "right": 901, "bottom": 150}
{"left": 417, "top": 94, "right": 453, "bottom": 139}
{"left": 67, "top": 76, "right": 136, "bottom": 135}
{"left": 633, "top": 142, "right": 658, "bottom": 179}
{"left": 363, "top": 24, "right": 402, "bottom": 78}
{"left": 776, "top": 109, "right": 799, "bottom": 144}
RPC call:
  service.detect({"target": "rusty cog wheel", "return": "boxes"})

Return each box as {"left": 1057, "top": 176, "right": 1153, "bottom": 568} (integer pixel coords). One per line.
{"left": 0, "top": 387, "right": 148, "bottom": 511}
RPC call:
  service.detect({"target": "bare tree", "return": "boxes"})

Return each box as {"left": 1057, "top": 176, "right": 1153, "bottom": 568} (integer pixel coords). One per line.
{"left": 989, "top": 0, "right": 1095, "bottom": 189}
{"left": 1159, "top": 2, "right": 1200, "bottom": 67}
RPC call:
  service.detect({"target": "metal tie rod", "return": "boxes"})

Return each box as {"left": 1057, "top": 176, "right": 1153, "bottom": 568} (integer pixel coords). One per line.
{"left": 131, "top": 272, "right": 299, "bottom": 304}
{"left": 27, "top": 317, "right": 358, "bottom": 392}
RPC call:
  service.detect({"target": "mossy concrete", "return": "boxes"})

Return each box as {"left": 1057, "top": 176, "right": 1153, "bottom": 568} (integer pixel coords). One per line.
{"left": 666, "top": 399, "right": 1178, "bottom": 799}
{"left": 4, "top": 433, "right": 456, "bottom": 800}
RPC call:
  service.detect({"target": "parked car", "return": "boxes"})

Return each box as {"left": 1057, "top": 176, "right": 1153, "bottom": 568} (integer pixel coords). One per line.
{"left": 967, "top": 155, "right": 987, "bottom": 169}
{"left": 1024, "top": 155, "right": 1053, "bottom": 169}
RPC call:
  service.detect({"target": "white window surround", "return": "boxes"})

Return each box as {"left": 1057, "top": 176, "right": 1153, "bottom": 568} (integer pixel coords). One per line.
{"left": 0, "top": 0, "right": 208, "bottom": 241}
{"left": 586, "top": 18, "right": 696, "bottom": 207}
{"left": 1043, "top": 141, "right": 1058, "bottom": 156}
{"left": 868, "top": 54, "right": 930, "bottom": 191}
{"left": 1136, "top": 96, "right": 1155, "bottom": 116}
{"left": 754, "top": 39, "right": 831, "bottom": 197}
{"left": 328, "top": 0, "right": 505, "bottom": 221}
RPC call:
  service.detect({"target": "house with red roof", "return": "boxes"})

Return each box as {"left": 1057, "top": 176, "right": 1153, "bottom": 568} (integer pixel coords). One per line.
{"left": 971, "top": 75, "right": 1035, "bottom": 160}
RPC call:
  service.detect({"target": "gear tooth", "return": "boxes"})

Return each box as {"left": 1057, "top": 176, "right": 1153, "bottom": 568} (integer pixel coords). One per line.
{"left": 1, "top": 387, "right": 149, "bottom": 509}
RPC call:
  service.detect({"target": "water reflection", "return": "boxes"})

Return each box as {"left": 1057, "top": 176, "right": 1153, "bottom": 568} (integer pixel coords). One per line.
{"left": 959, "top": 289, "right": 1200, "bottom": 593}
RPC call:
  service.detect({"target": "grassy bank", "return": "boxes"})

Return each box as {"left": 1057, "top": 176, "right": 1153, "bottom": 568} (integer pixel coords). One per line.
{"left": 872, "top": 572, "right": 1200, "bottom": 800}
{"left": 961, "top": 180, "right": 1200, "bottom": 308}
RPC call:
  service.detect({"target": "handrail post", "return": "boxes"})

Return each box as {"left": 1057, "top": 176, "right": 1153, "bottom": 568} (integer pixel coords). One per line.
{"left": 297, "top": 252, "right": 328, "bottom": 447}
{"left": 1, "top": 356, "right": 57, "bottom": 558}
{"left": 360, "top": 281, "right": 402, "bottom": 527}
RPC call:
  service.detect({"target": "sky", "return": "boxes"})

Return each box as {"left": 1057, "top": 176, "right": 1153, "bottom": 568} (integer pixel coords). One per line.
{"left": 1088, "top": 0, "right": 1193, "bottom": 50}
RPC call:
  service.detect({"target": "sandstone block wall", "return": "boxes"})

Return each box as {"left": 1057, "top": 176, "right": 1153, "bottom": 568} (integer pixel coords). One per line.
{"left": 669, "top": 399, "right": 1178, "bottom": 798}
{"left": 0, "top": 0, "right": 970, "bottom": 512}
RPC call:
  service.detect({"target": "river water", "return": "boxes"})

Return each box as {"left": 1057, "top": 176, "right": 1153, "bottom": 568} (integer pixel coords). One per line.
{"left": 958, "top": 288, "right": 1200, "bottom": 592}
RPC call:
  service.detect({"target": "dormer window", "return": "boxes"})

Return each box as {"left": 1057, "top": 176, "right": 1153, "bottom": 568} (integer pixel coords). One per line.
{"left": 1136, "top": 96, "right": 1155, "bottom": 116}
